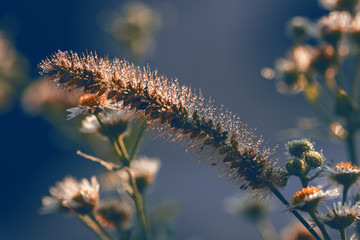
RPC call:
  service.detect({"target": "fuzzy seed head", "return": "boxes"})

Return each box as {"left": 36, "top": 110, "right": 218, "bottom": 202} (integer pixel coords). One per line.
{"left": 39, "top": 50, "right": 286, "bottom": 198}
{"left": 304, "top": 151, "right": 324, "bottom": 168}
{"left": 286, "top": 158, "right": 306, "bottom": 176}
{"left": 287, "top": 139, "right": 314, "bottom": 158}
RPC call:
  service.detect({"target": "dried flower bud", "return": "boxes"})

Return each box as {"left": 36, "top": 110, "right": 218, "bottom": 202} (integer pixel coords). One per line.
{"left": 286, "top": 158, "right": 306, "bottom": 176}
{"left": 304, "top": 151, "right": 324, "bottom": 168}
{"left": 287, "top": 139, "right": 314, "bottom": 158}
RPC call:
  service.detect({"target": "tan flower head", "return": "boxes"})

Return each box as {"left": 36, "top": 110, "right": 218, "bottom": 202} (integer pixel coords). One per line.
{"left": 41, "top": 176, "right": 100, "bottom": 215}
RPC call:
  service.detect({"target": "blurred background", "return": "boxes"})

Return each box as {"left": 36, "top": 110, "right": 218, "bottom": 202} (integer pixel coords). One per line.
{"left": 0, "top": 0, "right": 347, "bottom": 239}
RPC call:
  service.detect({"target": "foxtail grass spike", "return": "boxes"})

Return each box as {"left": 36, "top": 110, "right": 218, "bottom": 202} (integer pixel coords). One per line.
{"left": 39, "top": 50, "right": 287, "bottom": 198}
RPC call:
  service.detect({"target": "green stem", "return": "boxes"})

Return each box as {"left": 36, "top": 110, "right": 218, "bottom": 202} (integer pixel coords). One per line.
{"left": 77, "top": 214, "right": 112, "bottom": 240}
{"left": 351, "top": 51, "right": 360, "bottom": 103}
{"left": 95, "top": 114, "right": 151, "bottom": 240}
{"left": 346, "top": 131, "right": 358, "bottom": 165}
{"left": 95, "top": 114, "right": 126, "bottom": 166}
{"left": 89, "top": 213, "right": 114, "bottom": 240}
{"left": 300, "top": 176, "right": 309, "bottom": 188}
{"left": 340, "top": 228, "right": 346, "bottom": 240}
{"left": 342, "top": 185, "right": 350, "bottom": 205}
{"left": 270, "top": 186, "right": 321, "bottom": 240}
{"left": 129, "top": 125, "right": 145, "bottom": 161}
{"left": 309, "top": 211, "right": 331, "bottom": 240}
{"left": 335, "top": 46, "right": 345, "bottom": 89}
{"left": 125, "top": 167, "right": 151, "bottom": 240}
{"left": 116, "top": 136, "right": 129, "bottom": 161}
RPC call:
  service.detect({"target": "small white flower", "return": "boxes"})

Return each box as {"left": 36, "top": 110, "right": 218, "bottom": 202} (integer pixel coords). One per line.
{"left": 317, "top": 162, "right": 360, "bottom": 196}
{"left": 101, "top": 157, "right": 161, "bottom": 193}
{"left": 320, "top": 201, "right": 360, "bottom": 230}
{"left": 80, "top": 110, "right": 129, "bottom": 138}
{"left": 41, "top": 176, "right": 100, "bottom": 214}
{"left": 289, "top": 186, "right": 339, "bottom": 212}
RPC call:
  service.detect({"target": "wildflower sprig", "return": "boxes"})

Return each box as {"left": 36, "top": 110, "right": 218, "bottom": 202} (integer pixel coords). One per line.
{"left": 93, "top": 112, "right": 150, "bottom": 240}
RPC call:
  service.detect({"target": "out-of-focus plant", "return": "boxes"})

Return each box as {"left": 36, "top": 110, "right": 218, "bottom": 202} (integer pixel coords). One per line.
{"left": 0, "top": 30, "right": 29, "bottom": 113}
{"left": 97, "top": 2, "right": 166, "bottom": 58}
{"left": 263, "top": 0, "right": 360, "bottom": 166}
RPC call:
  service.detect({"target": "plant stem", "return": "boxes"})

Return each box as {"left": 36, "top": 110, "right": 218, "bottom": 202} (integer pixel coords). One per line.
{"left": 95, "top": 114, "right": 125, "bottom": 166}
{"left": 270, "top": 186, "right": 321, "bottom": 240}
{"left": 346, "top": 131, "right": 358, "bottom": 165}
{"left": 342, "top": 185, "right": 349, "bottom": 205}
{"left": 129, "top": 125, "right": 145, "bottom": 161}
{"left": 309, "top": 211, "right": 331, "bottom": 240}
{"left": 351, "top": 51, "right": 360, "bottom": 103}
{"left": 77, "top": 214, "right": 112, "bottom": 240}
{"left": 300, "top": 176, "right": 309, "bottom": 188}
{"left": 95, "top": 114, "right": 151, "bottom": 240}
{"left": 125, "top": 167, "right": 151, "bottom": 240}
{"left": 115, "top": 136, "right": 129, "bottom": 160}
{"left": 89, "top": 213, "right": 114, "bottom": 240}
{"left": 335, "top": 46, "right": 345, "bottom": 89}
{"left": 340, "top": 228, "right": 346, "bottom": 240}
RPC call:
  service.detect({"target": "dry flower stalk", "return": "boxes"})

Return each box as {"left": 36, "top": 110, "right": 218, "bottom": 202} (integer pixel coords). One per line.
{"left": 39, "top": 50, "right": 286, "bottom": 198}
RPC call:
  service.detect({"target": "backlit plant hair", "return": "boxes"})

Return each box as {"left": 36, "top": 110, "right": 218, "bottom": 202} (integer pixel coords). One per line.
{"left": 39, "top": 50, "right": 286, "bottom": 198}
